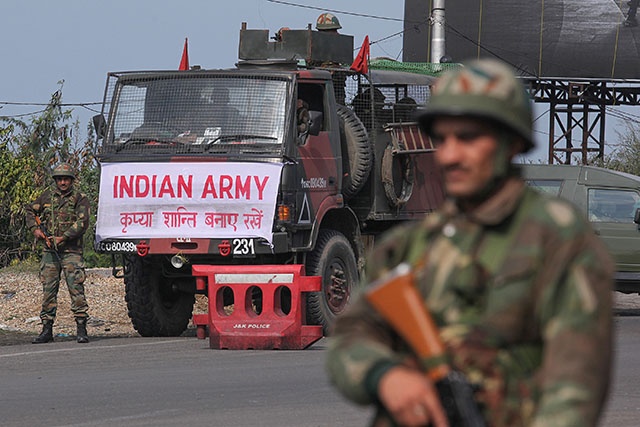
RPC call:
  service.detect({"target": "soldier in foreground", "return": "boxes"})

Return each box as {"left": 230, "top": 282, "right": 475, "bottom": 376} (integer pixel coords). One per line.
{"left": 326, "top": 59, "right": 613, "bottom": 426}
{"left": 26, "top": 162, "right": 91, "bottom": 344}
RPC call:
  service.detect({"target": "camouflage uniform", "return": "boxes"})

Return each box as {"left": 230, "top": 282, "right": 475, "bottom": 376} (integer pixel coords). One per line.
{"left": 26, "top": 174, "right": 90, "bottom": 322}
{"left": 326, "top": 175, "right": 613, "bottom": 426}
{"left": 326, "top": 59, "right": 614, "bottom": 427}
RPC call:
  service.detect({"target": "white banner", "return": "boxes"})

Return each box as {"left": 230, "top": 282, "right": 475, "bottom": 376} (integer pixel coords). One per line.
{"left": 95, "top": 162, "right": 283, "bottom": 245}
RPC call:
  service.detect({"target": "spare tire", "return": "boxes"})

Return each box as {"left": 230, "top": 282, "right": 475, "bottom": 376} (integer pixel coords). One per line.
{"left": 337, "top": 105, "right": 372, "bottom": 199}
{"left": 381, "top": 142, "right": 414, "bottom": 208}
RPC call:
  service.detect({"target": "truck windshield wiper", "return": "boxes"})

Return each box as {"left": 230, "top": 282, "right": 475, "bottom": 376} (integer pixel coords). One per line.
{"left": 115, "top": 137, "right": 175, "bottom": 152}
{"left": 204, "top": 134, "right": 278, "bottom": 150}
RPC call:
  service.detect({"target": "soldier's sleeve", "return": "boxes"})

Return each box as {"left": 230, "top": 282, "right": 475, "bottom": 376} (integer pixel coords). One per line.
{"left": 531, "top": 222, "right": 614, "bottom": 427}
{"left": 25, "top": 193, "right": 45, "bottom": 232}
{"left": 62, "top": 193, "right": 90, "bottom": 241}
{"left": 325, "top": 222, "right": 421, "bottom": 405}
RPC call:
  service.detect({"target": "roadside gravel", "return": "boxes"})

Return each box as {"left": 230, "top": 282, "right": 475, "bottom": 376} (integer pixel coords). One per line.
{"left": 0, "top": 267, "right": 137, "bottom": 345}
{"left": 1, "top": 265, "right": 639, "bottom": 346}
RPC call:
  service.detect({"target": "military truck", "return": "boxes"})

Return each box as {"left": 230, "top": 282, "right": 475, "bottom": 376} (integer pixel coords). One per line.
{"left": 521, "top": 163, "right": 640, "bottom": 293}
{"left": 93, "top": 23, "right": 446, "bottom": 337}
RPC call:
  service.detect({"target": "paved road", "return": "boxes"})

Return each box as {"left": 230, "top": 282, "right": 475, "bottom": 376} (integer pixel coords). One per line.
{"left": 601, "top": 313, "right": 640, "bottom": 427}
{"left": 1, "top": 312, "right": 638, "bottom": 426}
{"left": 0, "top": 337, "right": 372, "bottom": 427}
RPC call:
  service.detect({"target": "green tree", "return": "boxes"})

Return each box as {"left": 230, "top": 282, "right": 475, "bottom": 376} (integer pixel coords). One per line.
{"left": 0, "top": 83, "right": 108, "bottom": 267}
{"left": 593, "top": 122, "right": 640, "bottom": 176}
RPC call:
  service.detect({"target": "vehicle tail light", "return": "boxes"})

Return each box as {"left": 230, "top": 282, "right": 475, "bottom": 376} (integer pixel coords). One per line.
{"left": 278, "top": 204, "right": 291, "bottom": 221}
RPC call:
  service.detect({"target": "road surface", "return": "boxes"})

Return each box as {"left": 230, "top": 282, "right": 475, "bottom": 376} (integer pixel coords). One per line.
{"left": 0, "top": 310, "right": 638, "bottom": 426}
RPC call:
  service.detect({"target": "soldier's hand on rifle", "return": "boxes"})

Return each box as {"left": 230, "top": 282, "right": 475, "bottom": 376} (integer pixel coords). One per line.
{"left": 378, "top": 365, "right": 449, "bottom": 427}
{"left": 52, "top": 236, "right": 65, "bottom": 247}
{"left": 33, "top": 228, "right": 51, "bottom": 248}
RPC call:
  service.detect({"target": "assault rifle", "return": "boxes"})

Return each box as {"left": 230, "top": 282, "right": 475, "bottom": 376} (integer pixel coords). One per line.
{"left": 35, "top": 216, "right": 63, "bottom": 264}
{"left": 365, "top": 263, "right": 486, "bottom": 427}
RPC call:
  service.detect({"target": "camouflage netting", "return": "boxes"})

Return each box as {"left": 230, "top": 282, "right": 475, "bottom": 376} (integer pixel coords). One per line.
{"left": 369, "top": 59, "right": 462, "bottom": 77}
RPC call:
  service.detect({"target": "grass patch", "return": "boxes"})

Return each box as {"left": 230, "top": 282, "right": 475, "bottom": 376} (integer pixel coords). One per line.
{"left": 0, "top": 258, "right": 39, "bottom": 274}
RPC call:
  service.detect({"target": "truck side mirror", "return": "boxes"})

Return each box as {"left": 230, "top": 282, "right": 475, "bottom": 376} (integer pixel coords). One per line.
{"left": 93, "top": 114, "right": 106, "bottom": 139}
{"left": 634, "top": 207, "right": 640, "bottom": 225}
{"left": 308, "top": 110, "right": 323, "bottom": 136}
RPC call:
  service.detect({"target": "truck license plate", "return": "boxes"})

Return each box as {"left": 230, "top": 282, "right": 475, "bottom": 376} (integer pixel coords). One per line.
{"left": 97, "top": 240, "right": 137, "bottom": 253}
{"left": 232, "top": 238, "right": 255, "bottom": 256}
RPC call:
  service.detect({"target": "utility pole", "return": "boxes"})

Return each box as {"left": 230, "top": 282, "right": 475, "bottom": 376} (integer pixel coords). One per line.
{"left": 431, "top": 0, "right": 446, "bottom": 63}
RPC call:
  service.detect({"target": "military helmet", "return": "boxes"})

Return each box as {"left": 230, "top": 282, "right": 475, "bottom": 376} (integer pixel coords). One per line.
{"left": 276, "top": 26, "right": 290, "bottom": 40}
{"left": 52, "top": 162, "right": 76, "bottom": 179}
{"left": 316, "top": 13, "right": 342, "bottom": 30}
{"left": 418, "top": 59, "right": 534, "bottom": 152}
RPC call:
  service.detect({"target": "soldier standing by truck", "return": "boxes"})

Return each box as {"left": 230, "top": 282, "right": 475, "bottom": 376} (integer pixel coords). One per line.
{"left": 26, "top": 162, "right": 91, "bottom": 344}
{"left": 326, "top": 59, "right": 614, "bottom": 426}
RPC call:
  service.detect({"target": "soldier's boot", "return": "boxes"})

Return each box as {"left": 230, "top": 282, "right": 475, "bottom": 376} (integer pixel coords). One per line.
{"left": 76, "top": 318, "right": 89, "bottom": 343}
{"left": 32, "top": 320, "right": 54, "bottom": 344}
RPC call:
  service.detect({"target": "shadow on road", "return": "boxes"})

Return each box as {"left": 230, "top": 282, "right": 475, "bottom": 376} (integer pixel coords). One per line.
{"left": 614, "top": 308, "right": 640, "bottom": 316}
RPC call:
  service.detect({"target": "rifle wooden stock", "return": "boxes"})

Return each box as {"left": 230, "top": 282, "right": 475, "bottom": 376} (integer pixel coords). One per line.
{"left": 365, "top": 263, "right": 487, "bottom": 427}
{"left": 365, "top": 263, "right": 450, "bottom": 382}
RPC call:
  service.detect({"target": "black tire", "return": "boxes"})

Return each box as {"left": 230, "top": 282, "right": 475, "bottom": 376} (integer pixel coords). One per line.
{"left": 124, "top": 255, "right": 195, "bottom": 337}
{"left": 337, "top": 105, "right": 372, "bottom": 199}
{"left": 306, "top": 229, "right": 360, "bottom": 335}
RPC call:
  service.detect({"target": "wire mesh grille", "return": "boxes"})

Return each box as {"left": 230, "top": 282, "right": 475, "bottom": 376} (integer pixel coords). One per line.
{"left": 97, "top": 69, "right": 433, "bottom": 157}
{"left": 344, "top": 75, "right": 431, "bottom": 132}
{"left": 100, "top": 72, "right": 290, "bottom": 157}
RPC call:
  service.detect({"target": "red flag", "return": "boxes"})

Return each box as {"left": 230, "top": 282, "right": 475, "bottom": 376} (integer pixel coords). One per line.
{"left": 179, "top": 38, "right": 189, "bottom": 71}
{"left": 350, "top": 35, "right": 369, "bottom": 74}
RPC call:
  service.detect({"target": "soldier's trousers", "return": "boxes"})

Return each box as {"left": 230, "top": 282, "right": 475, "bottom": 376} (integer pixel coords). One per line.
{"left": 38, "top": 251, "right": 88, "bottom": 321}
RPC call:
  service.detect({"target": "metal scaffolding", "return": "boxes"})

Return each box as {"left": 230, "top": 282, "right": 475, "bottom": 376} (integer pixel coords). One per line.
{"left": 524, "top": 78, "right": 640, "bottom": 165}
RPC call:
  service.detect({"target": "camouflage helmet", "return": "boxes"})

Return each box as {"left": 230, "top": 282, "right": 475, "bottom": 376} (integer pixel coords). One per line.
{"left": 316, "top": 13, "right": 342, "bottom": 31}
{"left": 51, "top": 162, "right": 76, "bottom": 179}
{"left": 418, "top": 59, "right": 534, "bottom": 152}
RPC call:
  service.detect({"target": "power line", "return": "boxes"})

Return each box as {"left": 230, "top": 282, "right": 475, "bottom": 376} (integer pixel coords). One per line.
{"left": 265, "top": 0, "right": 425, "bottom": 51}
{"left": 532, "top": 108, "right": 549, "bottom": 123}
{"left": 0, "top": 101, "right": 103, "bottom": 119}
{"left": 606, "top": 106, "right": 640, "bottom": 124}
{"left": 266, "top": 0, "right": 404, "bottom": 22}
{"left": 0, "top": 109, "right": 48, "bottom": 119}
{"left": 2, "top": 3, "right": 407, "bottom": 121}
{"left": 0, "top": 101, "right": 102, "bottom": 107}
{"left": 266, "top": 0, "right": 536, "bottom": 75}
{"left": 443, "top": 23, "right": 536, "bottom": 77}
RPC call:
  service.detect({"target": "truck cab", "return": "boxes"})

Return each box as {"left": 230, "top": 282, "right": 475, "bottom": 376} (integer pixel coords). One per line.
{"left": 93, "top": 23, "right": 445, "bottom": 338}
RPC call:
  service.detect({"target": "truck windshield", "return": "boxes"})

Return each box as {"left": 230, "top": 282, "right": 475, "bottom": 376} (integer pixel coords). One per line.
{"left": 102, "top": 74, "right": 288, "bottom": 155}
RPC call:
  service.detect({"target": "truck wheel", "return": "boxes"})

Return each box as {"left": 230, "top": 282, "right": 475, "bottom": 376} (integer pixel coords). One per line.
{"left": 124, "top": 255, "right": 195, "bottom": 337}
{"left": 306, "top": 229, "right": 359, "bottom": 335}
{"left": 337, "top": 105, "right": 372, "bottom": 199}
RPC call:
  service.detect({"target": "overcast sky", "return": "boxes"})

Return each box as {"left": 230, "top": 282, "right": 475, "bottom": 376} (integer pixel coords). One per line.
{"left": 2, "top": 0, "right": 629, "bottom": 163}
{"left": 0, "top": 1, "right": 401, "bottom": 122}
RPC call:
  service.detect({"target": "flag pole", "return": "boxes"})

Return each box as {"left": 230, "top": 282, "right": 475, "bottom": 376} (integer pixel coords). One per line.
{"left": 431, "top": 0, "right": 446, "bottom": 63}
